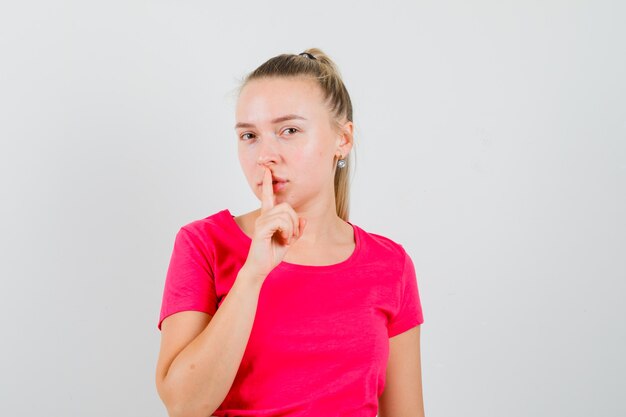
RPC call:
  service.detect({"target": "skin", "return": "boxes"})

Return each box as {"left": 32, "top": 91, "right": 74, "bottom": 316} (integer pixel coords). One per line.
{"left": 234, "top": 76, "right": 355, "bottom": 261}
{"left": 379, "top": 326, "right": 425, "bottom": 416}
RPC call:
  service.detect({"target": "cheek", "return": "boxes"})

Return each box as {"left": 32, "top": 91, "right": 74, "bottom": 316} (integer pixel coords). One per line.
{"left": 293, "top": 152, "right": 318, "bottom": 177}
{"left": 296, "top": 144, "right": 326, "bottom": 165}
{"left": 292, "top": 152, "right": 305, "bottom": 166}
{"left": 238, "top": 153, "right": 256, "bottom": 180}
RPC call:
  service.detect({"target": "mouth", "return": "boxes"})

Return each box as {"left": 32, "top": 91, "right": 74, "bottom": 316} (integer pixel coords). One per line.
{"left": 258, "top": 175, "right": 288, "bottom": 186}
{"left": 271, "top": 180, "right": 288, "bottom": 192}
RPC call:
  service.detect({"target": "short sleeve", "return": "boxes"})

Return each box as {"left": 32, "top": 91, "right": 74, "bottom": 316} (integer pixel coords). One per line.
{"left": 387, "top": 249, "right": 424, "bottom": 337}
{"left": 157, "top": 227, "right": 217, "bottom": 331}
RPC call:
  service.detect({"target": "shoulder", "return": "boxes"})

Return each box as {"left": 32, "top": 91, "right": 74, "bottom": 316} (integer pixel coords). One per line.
{"left": 355, "top": 223, "right": 409, "bottom": 270}
{"left": 178, "top": 208, "right": 231, "bottom": 237}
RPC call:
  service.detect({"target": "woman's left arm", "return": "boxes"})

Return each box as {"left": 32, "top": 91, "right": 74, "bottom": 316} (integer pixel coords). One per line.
{"left": 378, "top": 325, "right": 425, "bottom": 417}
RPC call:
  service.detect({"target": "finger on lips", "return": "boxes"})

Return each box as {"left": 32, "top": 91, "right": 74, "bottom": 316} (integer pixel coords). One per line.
{"left": 261, "top": 166, "right": 302, "bottom": 242}
{"left": 261, "top": 167, "right": 274, "bottom": 213}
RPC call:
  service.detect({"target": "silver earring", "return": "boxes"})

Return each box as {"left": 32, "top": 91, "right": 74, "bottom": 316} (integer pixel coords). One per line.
{"left": 337, "top": 154, "right": 346, "bottom": 169}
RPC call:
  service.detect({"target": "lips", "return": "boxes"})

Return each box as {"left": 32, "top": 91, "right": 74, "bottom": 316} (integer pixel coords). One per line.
{"left": 258, "top": 174, "right": 287, "bottom": 186}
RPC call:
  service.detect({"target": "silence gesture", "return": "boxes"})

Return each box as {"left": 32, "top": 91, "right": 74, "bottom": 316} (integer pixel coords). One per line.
{"left": 240, "top": 167, "right": 307, "bottom": 284}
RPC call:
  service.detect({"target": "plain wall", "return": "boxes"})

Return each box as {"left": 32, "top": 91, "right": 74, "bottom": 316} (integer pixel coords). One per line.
{"left": 0, "top": 1, "right": 624, "bottom": 416}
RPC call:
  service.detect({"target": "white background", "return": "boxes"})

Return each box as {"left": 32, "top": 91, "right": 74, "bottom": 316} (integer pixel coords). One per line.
{"left": 1, "top": 1, "right": 624, "bottom": 416}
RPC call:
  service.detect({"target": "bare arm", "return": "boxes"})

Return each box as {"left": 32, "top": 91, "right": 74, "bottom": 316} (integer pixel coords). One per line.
{"left": 155, "top": 266, "right": 264, "bottom": 417}
{"left": 378, "top": 325, "right": 425, "bottom": 417}
{"left": 156, "top": 167, "right": 306, "bottom": 417}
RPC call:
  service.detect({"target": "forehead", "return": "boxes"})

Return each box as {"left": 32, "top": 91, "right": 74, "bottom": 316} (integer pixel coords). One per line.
{"left": 236, "top": 77, "right": 326, "bottom": 122}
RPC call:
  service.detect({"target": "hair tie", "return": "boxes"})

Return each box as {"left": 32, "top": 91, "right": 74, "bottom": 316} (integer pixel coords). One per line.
{"left": 299, "top": 52, "right": 316, "bottom": 60}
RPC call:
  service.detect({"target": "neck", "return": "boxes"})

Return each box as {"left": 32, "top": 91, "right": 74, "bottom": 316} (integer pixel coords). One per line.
{"left": 253, "top": 203, "right": 344, "bottom": 246}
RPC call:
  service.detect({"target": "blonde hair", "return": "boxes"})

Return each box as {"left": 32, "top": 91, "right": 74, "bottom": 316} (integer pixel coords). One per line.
{"left": 236, "top": 48, "right": 356, "bottom": 221}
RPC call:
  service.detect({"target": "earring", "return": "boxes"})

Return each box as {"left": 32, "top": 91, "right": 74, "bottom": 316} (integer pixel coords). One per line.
{"left": 337, "top": 154, "right": 346, "bottom": 169}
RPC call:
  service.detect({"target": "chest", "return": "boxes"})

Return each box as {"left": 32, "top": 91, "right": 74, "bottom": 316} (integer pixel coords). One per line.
{"left": 236, "top": 270, "right": 395, "bottom": 400}
{"left": 281, "top": 241, "right": 355, "bottom": 266}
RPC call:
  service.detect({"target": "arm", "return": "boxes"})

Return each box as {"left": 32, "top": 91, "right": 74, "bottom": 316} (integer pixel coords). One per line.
{"left": 155, "top": 267, "right": 264, "bottom": 417}
{"left": 378, "top": 325, "right": 425, "bottom": 417}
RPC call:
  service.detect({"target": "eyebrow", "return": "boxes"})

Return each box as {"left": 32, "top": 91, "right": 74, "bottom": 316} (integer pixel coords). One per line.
{"left": 234, "top": 114, "right": 307, "bottom": 129}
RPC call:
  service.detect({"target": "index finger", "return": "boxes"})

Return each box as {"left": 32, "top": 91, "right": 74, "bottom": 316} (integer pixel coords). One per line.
{"left": 260, "top": 166, "right": 275, "bottom": 213}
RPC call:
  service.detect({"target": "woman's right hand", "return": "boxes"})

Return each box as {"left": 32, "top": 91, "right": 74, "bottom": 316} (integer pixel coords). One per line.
{"left": 241, "top": 166, "right": 307, "bottom": 284}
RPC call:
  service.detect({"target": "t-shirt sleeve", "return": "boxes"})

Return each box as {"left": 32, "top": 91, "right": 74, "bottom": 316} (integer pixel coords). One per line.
{"left": 387, "top": 249, "right": 424, "bottom": 337}
{"left": 157, "top": 226, "right": 217, "bottom": 331}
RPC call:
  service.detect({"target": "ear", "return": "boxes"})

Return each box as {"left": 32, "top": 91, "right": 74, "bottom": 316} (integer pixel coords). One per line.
{"left": 335, "top": 120, "right": 354, "bottom": 158}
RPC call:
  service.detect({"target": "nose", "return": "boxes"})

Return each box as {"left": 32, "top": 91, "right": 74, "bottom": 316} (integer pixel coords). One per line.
{"left": 256, "top": 135, "right": 280, "bottom": 167}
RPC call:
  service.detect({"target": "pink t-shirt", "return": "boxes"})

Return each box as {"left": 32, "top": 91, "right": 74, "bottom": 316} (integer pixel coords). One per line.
{"left": 158, "top": 208, "right": 424, "bottom": 416}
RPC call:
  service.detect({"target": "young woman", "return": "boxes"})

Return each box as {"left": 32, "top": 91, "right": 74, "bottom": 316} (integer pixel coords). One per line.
{"left": 155, "top": 48, "right": 425, "bottom": 417}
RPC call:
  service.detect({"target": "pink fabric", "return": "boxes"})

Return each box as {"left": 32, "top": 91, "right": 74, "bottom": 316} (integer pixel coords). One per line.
{"left": 158, "top": 208, "right": 424, "bottom": 416}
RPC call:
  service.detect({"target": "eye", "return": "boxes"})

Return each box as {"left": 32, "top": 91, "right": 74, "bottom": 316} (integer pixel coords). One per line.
{"left": 283, "top": 127, "right": 299, "bottom": 135}
{"left": 240, "top": 132, "right": 256, "bottom": 141}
